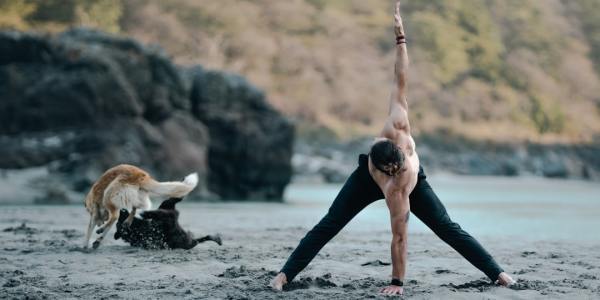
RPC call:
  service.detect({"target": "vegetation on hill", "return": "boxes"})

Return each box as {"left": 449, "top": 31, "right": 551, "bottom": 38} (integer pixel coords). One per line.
{"left": 2, "top": 0, "right": 599, "bottom": 142}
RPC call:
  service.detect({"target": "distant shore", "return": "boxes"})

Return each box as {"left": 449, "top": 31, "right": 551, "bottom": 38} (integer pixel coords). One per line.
{"left": 293, "top": 135, "right": 600, "bottom": 184}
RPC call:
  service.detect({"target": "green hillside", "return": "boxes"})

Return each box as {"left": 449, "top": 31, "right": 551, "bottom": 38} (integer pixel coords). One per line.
{"left": 2, "top": 0, "right": 599, "bottom": 142}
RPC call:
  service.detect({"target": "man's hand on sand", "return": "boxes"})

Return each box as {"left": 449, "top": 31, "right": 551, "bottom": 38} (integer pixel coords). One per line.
{"left": 380, "top": 285, "right": 404, "bottom": 296}
{"left": 496, "top": 272, "right": 516, "bottom": 287}
{"left": 270, "top": 272, "right": 287, "bottom": 291}
{"left": 394, "top": 0, "right": 405, "bottom": 36}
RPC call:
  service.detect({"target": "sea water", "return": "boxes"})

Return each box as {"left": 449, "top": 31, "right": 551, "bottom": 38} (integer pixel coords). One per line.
{"left": 284, "top": 175, "right": 600, "bottom": 243}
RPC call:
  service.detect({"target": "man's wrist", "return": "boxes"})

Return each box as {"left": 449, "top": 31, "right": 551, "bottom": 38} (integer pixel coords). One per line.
{"left": 396, "top": 34, "right": 406, "bottom": 45}
{"left": 391, "top": 278, "right": 404, "bottom": 286}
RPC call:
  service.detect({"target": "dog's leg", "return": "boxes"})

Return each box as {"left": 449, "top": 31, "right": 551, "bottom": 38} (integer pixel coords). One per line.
{"left": 124, "top": 207, "right": 136, "bottom": 226}
{"left": 96, "top": 182, "right": 137, "bottom": 234}
{"left": 94, "top": 183, "right": 138, "bottom": 249}
{"left": 96, "top": 221, "right": 107, "bottom": 234}
{"left": 93, "top": 207, "right": 119, "bottom": 249}
{"left": 123, "top": 190, "right": 149, "bottom": 226}
{"left": 195, "top": 234, "right": 222, "bottom": 246}
{"left": 83, "top": 216, "right": 96, "bottom": 249}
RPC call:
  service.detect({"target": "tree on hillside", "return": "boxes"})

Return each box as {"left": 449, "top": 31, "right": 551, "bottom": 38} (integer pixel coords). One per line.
{"left": 0, "top": 0, "right": 122, "bottom": 33}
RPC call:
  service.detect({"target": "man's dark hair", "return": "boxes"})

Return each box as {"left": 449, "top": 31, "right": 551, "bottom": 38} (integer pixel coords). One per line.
{"left": 369, "top": 139, "right": 405, "bottom": 176}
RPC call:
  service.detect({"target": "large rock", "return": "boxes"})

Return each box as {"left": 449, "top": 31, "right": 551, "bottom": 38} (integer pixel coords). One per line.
{"left": 0, "top": 29, "right": 293, "bottom": 202}
{"left": 188, "top": 67, "right": 294, "bottom": 200}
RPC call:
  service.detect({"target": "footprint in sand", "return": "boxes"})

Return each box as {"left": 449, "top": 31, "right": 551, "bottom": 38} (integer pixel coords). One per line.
{"left": 509, "top": 279, "right": 549, "bottom": 291}
{"left": 284, "top": 273, "right": 337, "bottom": 291}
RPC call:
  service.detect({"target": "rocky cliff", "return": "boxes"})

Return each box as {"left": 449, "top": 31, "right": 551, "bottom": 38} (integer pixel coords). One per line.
{"left": 0, "top": 28, "right": 293, "bottom": 203}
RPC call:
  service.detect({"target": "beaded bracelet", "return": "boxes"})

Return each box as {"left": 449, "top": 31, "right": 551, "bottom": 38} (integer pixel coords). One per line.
{"left": 396, "top": 35, "right": 406, "bottom": 45}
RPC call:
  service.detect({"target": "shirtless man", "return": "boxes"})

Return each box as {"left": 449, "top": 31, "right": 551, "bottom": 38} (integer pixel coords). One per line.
{"left": 271, "top": 1, "right": 515, "bottom": 296}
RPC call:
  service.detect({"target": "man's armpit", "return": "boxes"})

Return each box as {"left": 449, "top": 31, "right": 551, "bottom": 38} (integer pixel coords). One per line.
{"left": 390, "top": 106, "right": 409, "bottom": 131}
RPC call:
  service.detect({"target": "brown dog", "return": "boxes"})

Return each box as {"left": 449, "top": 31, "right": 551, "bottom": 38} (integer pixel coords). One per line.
{"left": 83, "top": 164, "right": 198, "bottom": 249}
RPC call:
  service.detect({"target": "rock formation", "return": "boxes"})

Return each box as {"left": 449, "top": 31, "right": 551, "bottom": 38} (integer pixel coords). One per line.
{"left": 0, "top": 28, "right": 293, "bottom": 202}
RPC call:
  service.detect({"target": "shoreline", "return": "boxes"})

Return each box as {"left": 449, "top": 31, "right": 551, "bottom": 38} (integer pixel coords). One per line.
{"left": 2, "top": 165, "right": 599, "bottom": 205}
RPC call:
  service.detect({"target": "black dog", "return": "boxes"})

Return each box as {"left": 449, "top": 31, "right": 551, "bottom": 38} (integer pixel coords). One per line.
{"left": 114, "top": 197, "right": 222, "bottom": 250}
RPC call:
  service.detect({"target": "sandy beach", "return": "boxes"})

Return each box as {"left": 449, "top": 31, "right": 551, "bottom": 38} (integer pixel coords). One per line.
{"left": 1, "top": 198, "right": 599, "bottom": 300}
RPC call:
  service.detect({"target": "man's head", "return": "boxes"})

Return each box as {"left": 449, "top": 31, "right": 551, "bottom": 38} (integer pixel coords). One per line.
{"left": 369, "top": 138, "right": 405, "bottom": 177}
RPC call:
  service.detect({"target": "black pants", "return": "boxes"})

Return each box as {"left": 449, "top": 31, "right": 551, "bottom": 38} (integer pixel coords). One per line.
{"left": 280, "top": 154, "right": 503, "bottom": 282}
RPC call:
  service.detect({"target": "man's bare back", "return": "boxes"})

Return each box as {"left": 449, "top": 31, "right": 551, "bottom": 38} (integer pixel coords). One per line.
{"left": 369, "top": 124, "right": 420, "bottom": 199}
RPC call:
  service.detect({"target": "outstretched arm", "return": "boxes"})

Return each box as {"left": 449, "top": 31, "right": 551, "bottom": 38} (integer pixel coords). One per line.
{"left": 381, "top": 190, "right": 410, "bottom": 296}
{"left": 381, "top": 1, "right": 410, "bottom": 140}
{"left": 389, "top": 194, "right": 409, "bottom": 281}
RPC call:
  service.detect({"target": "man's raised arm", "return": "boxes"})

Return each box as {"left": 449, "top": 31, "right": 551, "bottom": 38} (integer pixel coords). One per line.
{"left": 381, "top": 1, "right": 410, "bottom": 141}
{"left": 390, "top": 0, "right": 409, "bottom": 112}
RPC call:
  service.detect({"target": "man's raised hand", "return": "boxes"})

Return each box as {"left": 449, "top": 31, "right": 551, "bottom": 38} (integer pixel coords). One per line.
{"left": 394, "top": 0, "right": 405, "bottom": 37}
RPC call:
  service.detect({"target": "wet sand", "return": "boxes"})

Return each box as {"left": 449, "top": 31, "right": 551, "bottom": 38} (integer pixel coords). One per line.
{"left": 0, "top": 203, "right": 599, "bottom": 299}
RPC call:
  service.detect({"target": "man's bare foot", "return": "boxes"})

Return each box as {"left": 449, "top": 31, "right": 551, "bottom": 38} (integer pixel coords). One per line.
{"left": 270, "top": 272, "right": 287, "bottom": 291}
{"left": 496, "top": 272, "right": 516, "bottom": 287}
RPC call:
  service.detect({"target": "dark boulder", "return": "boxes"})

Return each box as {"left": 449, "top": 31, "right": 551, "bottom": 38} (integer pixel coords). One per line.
{"left": 0, "top": 28, "right": 293, "bottom": 202}
{"left": 188, "top": 67, "right": 294, "bottom": 200}
{"left": 0, "top": 28, "right": 209, "bottom": 197}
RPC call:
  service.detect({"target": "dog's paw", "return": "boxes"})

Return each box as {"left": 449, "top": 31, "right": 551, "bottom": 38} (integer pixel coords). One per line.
{"left": 92, "top": 241, "right": 101, "bottom": 249}
{"left": 71, "top": 246, "right": 91, "bottom": 253}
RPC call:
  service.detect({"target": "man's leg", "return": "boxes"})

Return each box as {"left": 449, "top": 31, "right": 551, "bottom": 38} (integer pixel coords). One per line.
{"left": 409, "top": 167, "right": 504, "bottom": 281}
{"left": 280, "top": 154, "right": 384, "bottom": 282}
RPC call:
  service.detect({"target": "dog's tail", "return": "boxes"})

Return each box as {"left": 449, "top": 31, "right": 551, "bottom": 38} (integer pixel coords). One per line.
{"left": 142, "top": 173, "right": 198, "bottom": 198}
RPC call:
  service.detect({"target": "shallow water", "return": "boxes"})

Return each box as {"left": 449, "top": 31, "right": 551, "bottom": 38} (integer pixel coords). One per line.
{"left": 284, "top": 175, "right": 600, "bottom": 243}
{"left": 0, "top": 173, "right": 598, "bottom": 244}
